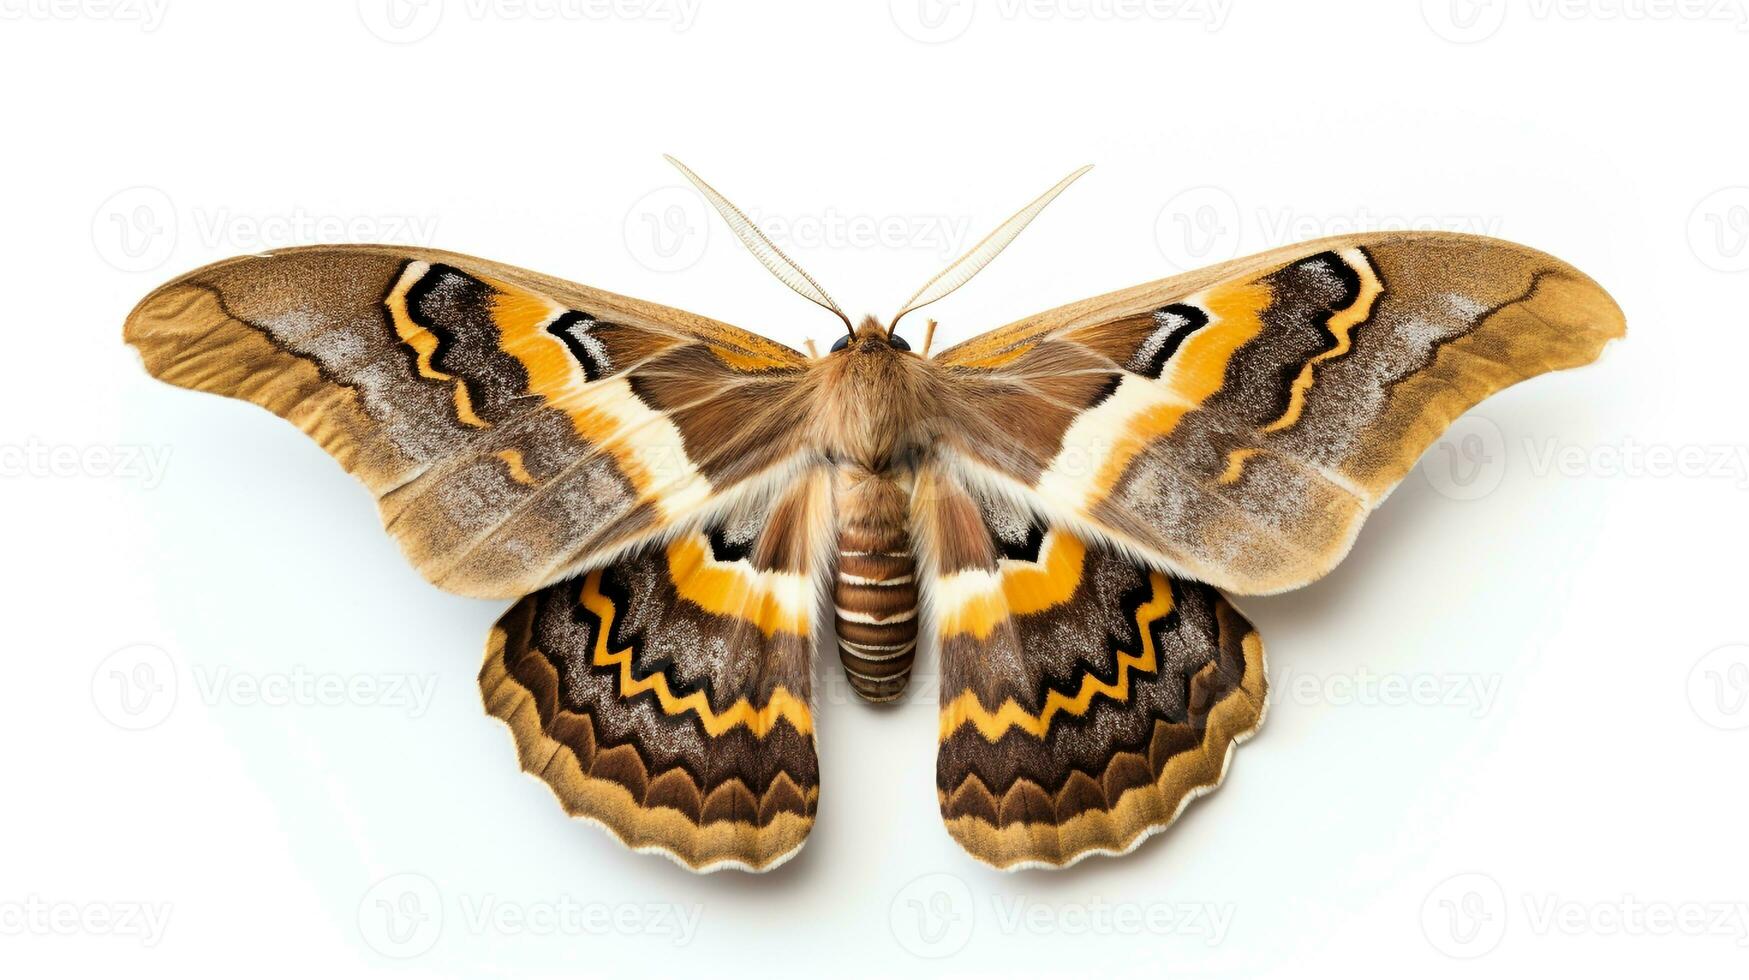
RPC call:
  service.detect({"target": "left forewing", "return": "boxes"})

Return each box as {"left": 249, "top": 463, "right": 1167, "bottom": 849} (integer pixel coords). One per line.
{"left": 125, "top": 245, "right": 814, "bottom": 599}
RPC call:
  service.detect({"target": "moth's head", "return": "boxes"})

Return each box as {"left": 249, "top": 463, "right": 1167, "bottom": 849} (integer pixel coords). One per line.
{"left": 829, "top": 316, "right": 913, "bottom": 355}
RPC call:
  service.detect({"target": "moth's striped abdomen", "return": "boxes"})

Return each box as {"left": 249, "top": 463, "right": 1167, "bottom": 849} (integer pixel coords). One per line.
{"left": 833, "top": 469, "right": 918, "bottom": 703}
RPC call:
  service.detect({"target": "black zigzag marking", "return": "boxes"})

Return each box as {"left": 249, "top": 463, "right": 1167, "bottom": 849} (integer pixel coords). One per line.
{"left": 997, "top": 574, "right": 1186, "bottom": 746}
{"left": 1250, "top": 249, "right": 1366, "bottom": 422}
{"left": 582, "top": 566, "right": 715, "bottom": 713}
{"left": 528, "top": 575, "right": 812, "bottom": 803}
{"left": 391, "top": 260, "right": 530, "bottom": 418}
{"left": 551, "top": 546, "right": 799, "bottom": 742}
{"left": 943, "top": 578, "right": 1251, "bottom": 798}
{"left": 401, "top": 262, "right": 486, "bottom": 368}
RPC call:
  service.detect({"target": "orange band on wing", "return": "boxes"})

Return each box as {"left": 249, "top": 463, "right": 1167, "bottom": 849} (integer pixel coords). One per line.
{"left": 480, "top": 275, "right": 712, "bottom": 514}
{"left": 484, "top": 275, "right": 581, "bottom": 396}
{"left": 1090, "top": 278, "right": 1275, "bottom": 496}
{"left": 581, "top": 569, "right": 813, "bottom": 737}
{"left": 938, "top": 569, "right": 1176, "bottom": 741}
{"left": 665, "top": 535, "right": 810, "bottom": 637}
{"left": 938, "top": 532, "right": 1087, "bottom": 640}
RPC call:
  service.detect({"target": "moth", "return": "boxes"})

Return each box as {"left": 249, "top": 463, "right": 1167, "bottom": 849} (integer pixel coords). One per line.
{"left": 125, "top": 159, "right": 1624, "bottom": 872}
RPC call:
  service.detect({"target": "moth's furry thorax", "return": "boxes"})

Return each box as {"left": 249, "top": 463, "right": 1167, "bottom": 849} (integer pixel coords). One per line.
{"left": 807, "top": 317, "right": 940, "bottom": 473}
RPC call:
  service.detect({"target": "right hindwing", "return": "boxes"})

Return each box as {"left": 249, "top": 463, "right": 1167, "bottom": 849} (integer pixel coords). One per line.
{"left": 913, "top": 462, "right": 1267, "bottom": 869}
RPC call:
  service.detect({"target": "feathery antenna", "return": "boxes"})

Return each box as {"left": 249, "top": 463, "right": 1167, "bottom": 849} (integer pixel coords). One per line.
{"left": 663, "top": 155, "right": 852, "bottom": 331}
{"left": 890, "top": 165, "right": 1092, "bottom": 330}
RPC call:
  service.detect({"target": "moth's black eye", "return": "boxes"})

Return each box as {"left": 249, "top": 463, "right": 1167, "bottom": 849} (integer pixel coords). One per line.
{"left": 829, "top": 333, "right": 852, "bottom": 352}
{"left": 888, "top": 333, "right": 912, "bottom": 351}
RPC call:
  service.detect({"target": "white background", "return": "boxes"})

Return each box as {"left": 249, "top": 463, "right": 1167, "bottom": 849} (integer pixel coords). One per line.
{"left": 3, "top": 1, "right": 1747, "bottom": 976}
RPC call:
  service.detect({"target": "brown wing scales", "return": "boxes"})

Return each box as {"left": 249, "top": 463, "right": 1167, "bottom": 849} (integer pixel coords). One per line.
{"left": 480, "top": 469, "right": 831, "bottom": 872}
{"left": 126, "top": 246, "right": 811, "bottom": 599}
{"left": 935, "top": 232, "right": 1624, "bottom": 595}
{"left": 918, "top": 464, "right": 1266, "bottom": 869}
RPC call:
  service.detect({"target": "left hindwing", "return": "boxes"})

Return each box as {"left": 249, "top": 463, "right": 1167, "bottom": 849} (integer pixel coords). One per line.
{"left": 914, "top": 464, "right": 1266, "bottom": 870}
{"left": 481, "top": 467, "right": 833, "bottom": 872}
{"left": 934, "top": 232, "right": 1624, "bottom": 595}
